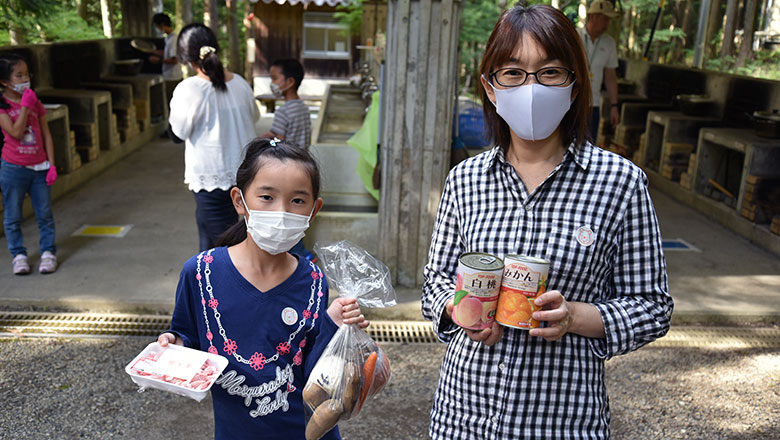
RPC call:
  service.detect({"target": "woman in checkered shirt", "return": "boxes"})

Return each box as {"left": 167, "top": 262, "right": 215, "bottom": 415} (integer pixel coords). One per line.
{"left": 422, "top": 5, "right": 672, "bottom": 439}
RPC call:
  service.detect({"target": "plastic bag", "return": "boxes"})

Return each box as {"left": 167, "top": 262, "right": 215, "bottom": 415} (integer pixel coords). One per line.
{"left": 302, "top": 241, "right": 396, "bottom": 440}
{"left": 314, "top": 240, "right": 397, "bottom": 308}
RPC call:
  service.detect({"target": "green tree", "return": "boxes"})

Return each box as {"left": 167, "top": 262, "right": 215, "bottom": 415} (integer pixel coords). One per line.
{"left": 459, "top": 0, "right": 503, "bottom": 95}
{"left": 1, "top": 0, "right": 58, "bottom": 44}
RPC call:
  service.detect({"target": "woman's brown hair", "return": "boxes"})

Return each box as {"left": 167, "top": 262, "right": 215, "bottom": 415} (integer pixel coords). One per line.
{"left": 479, "top": 4, "right": 592, "bottom": 150}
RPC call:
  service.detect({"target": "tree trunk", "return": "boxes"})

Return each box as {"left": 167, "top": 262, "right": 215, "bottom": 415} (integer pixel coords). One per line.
{"left": 176, "top": 0, "right": 193, "bottom": 31}
{"left": 35, "top": 23, "right": 49, "bottom": 42}
{"left": 669, "top": 0, "right": 693, "bottom": 63}
{"left": 227, "top": 0, "right": 240, "bottom": 71}
{"left": 77, "top": 0, "right": 88, "bottom": 21}
{"left": 122, "top": 0, "right": 154, "bottom": 37}
{"left": 704, "top": 0, "right": 722, "bottom": 60}
{"left": 578, "top": 0, "right": 587, "bottom": 28}
{"left": 204, "top": 0, "right": 219, "bottom": 33}
{"left": 627, "top": 6, "right": 637, "bottom": 57}
{"left": 244, "top": 1, "right": 256, "bottom": 81}
{"left": 9, "top": 23, "right": 25, "bottom": 45}
{"left": 100, "top": 0, "right": 115, "bottom": 38}
{"left": 721, "top": 0, "right": 739, "bottom": 58}
{"left": 737, "top": 0, "right": 759, "bottom": 68}
{"left": 766, "top": 0, "right": 780, "bottom": 35}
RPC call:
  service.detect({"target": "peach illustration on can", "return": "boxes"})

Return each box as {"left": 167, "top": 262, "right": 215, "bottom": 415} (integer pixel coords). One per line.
{"left": 452, "top": 253, "right": 504, "bottom": 330}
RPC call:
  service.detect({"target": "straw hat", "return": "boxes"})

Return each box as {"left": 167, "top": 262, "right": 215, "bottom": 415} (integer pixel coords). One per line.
{"left": 587, "top": 0, "right": 620, "bottom": 18}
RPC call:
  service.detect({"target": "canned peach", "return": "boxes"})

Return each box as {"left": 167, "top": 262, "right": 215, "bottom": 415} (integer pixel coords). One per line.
{"left": 495, "top": 255, "right": 549, "bottom": 330}
{"left": 452, "top": 253, "right": 504, "bottom": 330}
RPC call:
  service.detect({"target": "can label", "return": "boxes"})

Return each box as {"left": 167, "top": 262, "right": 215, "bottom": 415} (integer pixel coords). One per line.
{"left": 452, "top": 253, "right": 503, "bottom": 330}
{"left": 496, "top": 255, "right": 550, "bottom": 330}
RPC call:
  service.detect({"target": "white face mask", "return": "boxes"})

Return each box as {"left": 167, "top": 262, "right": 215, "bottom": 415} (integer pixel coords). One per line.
{"left": 488, "top": 80, "right": 574, "bottom": 141}
{"left": 270, "top": 82, "right": 289, "bottom": 98}
{"left": 241, "top": 191, "right": 313, "bottom": 255}
{"left": 12, "top": 82, "right": 30, "bottom": 94}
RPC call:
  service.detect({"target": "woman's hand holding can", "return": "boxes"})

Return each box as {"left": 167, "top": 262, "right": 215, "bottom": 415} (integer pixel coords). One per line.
{"left": 529, "top": 290, "right": 571, "bottom": 341}
{"left": 446, "top": 298, "right": 504, "bottom": 346}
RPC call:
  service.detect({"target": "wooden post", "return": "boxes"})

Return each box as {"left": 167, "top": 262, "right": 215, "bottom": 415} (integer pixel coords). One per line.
{"left": 379, "top": 0, "right": 462, "bottom": 287}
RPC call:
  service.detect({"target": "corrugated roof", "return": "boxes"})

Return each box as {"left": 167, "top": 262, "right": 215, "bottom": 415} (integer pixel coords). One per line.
{"left": 257, "top": 0, "right": 355, "bottom": 6}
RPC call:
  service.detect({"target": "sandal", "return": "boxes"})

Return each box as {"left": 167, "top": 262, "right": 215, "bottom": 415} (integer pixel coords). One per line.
{"left": 39, "top": 251, "right": 57, "bottom": 274}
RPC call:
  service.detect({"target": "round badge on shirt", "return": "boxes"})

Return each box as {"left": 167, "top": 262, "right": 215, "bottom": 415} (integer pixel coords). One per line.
{"left": 576, "top": 225, "right": 595, "bottom": 247}
{"left": 281, "top": 307, "right": 298, "bottom": 325}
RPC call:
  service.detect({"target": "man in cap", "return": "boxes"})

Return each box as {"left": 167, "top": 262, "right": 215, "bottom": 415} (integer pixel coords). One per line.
{"left": 580, "top": 0, "right": 621, "bottom": 141}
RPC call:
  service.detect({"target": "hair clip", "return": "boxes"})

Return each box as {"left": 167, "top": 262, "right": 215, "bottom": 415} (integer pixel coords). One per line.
{"left": 270, "top": 137, "right": 281, "bottom": 147}
{"left": 199, "top": 46, "right": 216, "bottom": 60}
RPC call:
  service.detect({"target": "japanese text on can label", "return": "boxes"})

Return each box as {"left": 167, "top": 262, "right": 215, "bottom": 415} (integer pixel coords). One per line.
{"left": 502, "top": 264, "right": 543, "bottom": 296}
{"left": 461, "top": 272, "right": 501, "bottom": 297}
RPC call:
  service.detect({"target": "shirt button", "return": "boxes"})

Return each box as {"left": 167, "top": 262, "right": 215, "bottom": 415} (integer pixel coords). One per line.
{"left": 498, "top": 363, "right": 506, "bottom": 372}
{"left": 491, "top": 416, "right": 498, "bottom": 424}
{"left": 525, "top": 205, "right": 532, "bottom": 212}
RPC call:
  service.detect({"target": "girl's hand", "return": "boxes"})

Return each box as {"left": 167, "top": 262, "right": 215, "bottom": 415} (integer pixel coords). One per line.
{"left": 529, "top": 290, "right": 572, "bottom": 342}
{"left": 327, "top": 297, "right": 369, "bottom": 329}
{"left": 21, "top": 89, "right": 38, "bottom": 108}
{"left": 445, "top": 298, "right": 504, "bottom": 346}
{"left": 157, "top": 332, "right": 182, "bottom": 347}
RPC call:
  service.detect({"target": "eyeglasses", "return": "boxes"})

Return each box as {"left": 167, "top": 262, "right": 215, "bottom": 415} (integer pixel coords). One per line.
{"left": 490, "top": 67, "right": 574, "bottom": 88}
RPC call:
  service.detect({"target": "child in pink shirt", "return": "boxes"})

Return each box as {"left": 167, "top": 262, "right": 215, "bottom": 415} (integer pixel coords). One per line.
{"left": 0, "top": 53, "right": 57, "bottom": 275}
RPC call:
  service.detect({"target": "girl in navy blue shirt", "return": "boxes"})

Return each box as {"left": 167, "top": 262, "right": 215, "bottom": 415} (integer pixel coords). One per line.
{"left": 159, "top": 138, "right": 367, "bottom": 439}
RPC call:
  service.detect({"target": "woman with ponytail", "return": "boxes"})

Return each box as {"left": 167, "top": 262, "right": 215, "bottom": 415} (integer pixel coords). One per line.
{"left": 169, "top": 23, "right": 259, "bottom": 251}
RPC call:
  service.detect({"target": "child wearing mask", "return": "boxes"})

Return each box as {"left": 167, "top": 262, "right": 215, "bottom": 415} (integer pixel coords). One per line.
{"left": 0, "top": 53, "right": 58, "bottom": 275}
{"left": 158, "top": 137, "right": 367, "bottom": 439}
{"left": 261, "top": 59, "right": 311, "bottom": 150}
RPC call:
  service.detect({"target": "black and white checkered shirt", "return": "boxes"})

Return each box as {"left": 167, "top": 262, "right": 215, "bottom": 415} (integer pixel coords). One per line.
{"left": 422, "top": 142, "right": 672, "bottom": 439}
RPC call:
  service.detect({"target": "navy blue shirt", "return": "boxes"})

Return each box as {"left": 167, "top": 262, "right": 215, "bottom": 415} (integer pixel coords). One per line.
{"left": 170, "top": 247, "right": 340, "bottom": 439}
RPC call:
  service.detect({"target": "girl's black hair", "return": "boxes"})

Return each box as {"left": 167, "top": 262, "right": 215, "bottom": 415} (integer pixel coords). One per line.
{"left": 177, "top": 23, "right": 226, "bottom": 92}
{"left": 217, "top": 138, "right": 322, "bottom": 247}
{"left": 0, "top": 53, "right": 26, "bottom": 110}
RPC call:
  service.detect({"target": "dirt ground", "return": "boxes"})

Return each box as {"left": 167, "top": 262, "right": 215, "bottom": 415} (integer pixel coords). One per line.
{"left": 0, "top": 337, "right": 777, "bottom": 439}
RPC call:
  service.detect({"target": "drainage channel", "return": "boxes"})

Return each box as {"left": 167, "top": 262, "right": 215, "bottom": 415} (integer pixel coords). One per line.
{"left": 1, "top": 311, "right": 779, "bottom": 347}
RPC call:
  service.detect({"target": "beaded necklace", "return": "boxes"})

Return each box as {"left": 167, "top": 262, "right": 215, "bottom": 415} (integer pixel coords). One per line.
{"left": 196, "top": 249, "right": 324, "bottom": 371}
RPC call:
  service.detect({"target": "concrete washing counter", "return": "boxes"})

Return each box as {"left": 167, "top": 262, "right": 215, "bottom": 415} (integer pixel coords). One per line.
{"left": 302, "top": 84, "right": 379, "bottom": 255}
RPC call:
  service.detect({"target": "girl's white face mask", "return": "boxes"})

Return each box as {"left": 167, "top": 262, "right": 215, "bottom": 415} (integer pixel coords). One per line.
{"left": 241, "top": 191, "right": 313, "bottom": 255}
{"left": 487, "top": 79, "right": 574, "bottom": 141}
{"left": 12, "top": 82, "right": 30, "bottom": 94}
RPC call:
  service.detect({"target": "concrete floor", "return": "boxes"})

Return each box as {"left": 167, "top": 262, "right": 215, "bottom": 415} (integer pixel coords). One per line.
{"left": 0, "top": 133, "right": 778, "bottom": 324}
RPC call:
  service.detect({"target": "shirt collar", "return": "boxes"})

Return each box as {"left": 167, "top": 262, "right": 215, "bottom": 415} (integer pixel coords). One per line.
{"left": 484, "top": 141, "right": 593, "bottom": 173}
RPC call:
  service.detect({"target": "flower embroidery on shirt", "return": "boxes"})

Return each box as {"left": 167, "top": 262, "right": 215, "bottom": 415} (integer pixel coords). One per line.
{"left": 249, "top": 352, "right": 266, "bottom": 371}
{"left": 276, "top": 342, "right": 291, "bottom": 355}
{"left": 224, "top": 339, "right": 237, "bottom": 355}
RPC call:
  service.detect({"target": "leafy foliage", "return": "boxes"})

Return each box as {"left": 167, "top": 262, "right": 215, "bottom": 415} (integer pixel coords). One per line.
{"left": 0, "top": 0, "right": 120, "bottom": 45}
{"left": 334, "top": 0, "right": 364, "bottom": 36}
{"left": 459, "top": 0, "right": 504, "bottom": 93}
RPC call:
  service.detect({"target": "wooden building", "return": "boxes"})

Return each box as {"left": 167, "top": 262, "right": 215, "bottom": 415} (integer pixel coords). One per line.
{"left": 252, "top": 0, "right": 360, "bottom": 79}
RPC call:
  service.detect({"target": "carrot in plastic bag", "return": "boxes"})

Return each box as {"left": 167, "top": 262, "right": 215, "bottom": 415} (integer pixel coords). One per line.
{"left": 357, "top": 351, "right": 378, "bottom": 411}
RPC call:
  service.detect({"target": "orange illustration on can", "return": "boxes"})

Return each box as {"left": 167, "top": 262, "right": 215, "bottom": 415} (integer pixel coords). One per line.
{"left": 496, "top": 255, "right": 550, "bottom": 330}
{"left": 452, "top": 253, "right": 504, "bottom": 330}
